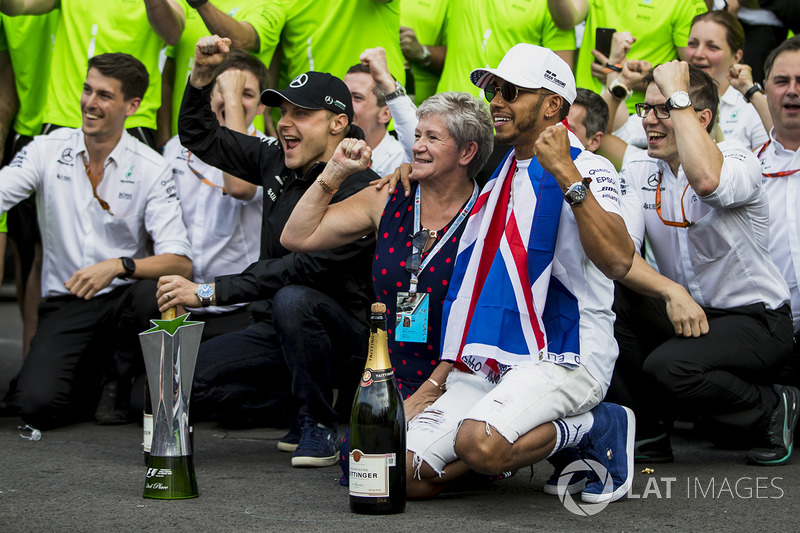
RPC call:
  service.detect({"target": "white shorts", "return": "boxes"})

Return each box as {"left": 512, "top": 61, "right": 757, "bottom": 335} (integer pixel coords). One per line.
{"left": 406, "top": 362, "right": 603, "bottom": 475}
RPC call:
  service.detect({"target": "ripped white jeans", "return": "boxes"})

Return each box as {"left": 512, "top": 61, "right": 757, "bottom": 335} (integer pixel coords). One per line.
{"left": 406, "top": 362, "right": 602, "bottom": 476}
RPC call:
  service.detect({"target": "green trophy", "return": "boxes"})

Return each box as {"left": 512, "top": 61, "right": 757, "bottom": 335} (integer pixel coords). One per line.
{"left": 140, "top": 313, "right": 204, "bottom": 499}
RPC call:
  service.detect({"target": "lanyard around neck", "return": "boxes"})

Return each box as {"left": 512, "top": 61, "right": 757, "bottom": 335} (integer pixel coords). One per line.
{"left": 757, "top": 140, "right": 800, "bottom": 178}
{"left": 408, "top": 181, "right": 479, "bottom": 293}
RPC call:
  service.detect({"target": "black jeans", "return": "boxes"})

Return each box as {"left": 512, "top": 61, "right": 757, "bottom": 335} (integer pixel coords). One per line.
{"left": 191, "top": 285, "right": 368, "bottom": 429}
{"left": 608, "top": 282, "right": 793, "bottom": 437}
{"left": 13, "top": 280, "right": 158, "bottom": 430}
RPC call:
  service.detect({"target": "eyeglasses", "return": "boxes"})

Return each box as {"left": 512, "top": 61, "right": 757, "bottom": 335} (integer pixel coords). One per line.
{"left": 484, "top": 82, "right": 548, "bottom": 103}
{"left": 635, "top": 103, "right": 671, "bottom": 119}
{"left": 405, "top": 230, "right": 431, "bottom": 274}
{"left": 655, "top": 171, "right": 693, "bottom": 228}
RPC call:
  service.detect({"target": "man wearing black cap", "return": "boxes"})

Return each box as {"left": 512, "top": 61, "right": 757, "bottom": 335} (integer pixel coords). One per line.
{"left": 158, "top": 35, "right": 377, "bottom": 467}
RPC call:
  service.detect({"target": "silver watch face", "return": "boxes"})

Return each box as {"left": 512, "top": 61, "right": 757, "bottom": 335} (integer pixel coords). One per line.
{"left": 196, "top": 284, "right": 214, "bottom": 299}
{"left": 668, "top": 91, "right": 692, "bottom": 110}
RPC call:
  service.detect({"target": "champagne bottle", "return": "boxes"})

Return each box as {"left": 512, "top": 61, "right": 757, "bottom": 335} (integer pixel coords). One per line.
{"left": 143, "top": 379, "right": 152, "bottom": 465}
{"left": 349, "top": 302, "right": 406, "bottom": 515}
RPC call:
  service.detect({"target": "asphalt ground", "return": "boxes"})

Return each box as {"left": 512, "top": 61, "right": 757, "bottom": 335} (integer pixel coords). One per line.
{"left": 0, "top": 286, "right": 798, "bottom": 532}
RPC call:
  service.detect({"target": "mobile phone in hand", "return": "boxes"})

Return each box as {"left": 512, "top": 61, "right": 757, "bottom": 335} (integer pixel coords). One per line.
{"left": 595, "top": 27, "right": 615, "bottom": 62}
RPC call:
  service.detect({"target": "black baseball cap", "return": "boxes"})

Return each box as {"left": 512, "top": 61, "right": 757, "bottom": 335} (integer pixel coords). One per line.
{"left": 261, "top": 71, "right": 353, "bottom": 122}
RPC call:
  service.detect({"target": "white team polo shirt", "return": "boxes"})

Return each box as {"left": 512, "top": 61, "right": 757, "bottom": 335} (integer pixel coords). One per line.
{"left": 718, "top": 85, "right": 769, "bottom": 151}
{"left": 163, "top": 128, "right": 267, "bottom": 314}
{"left": 620, "top": 141, "right": 789, "bottom": 311}
{"left": 516, "top": 130, "right": 624, "bottom": 395}
{"left": 370, "top": 130, "right": 407, "bottom": 178}
{"left": 0, "top": 128, "right": 191, "bottom": 298}
{"left": 758, "top": 132, "right": 800, "bottom": 332}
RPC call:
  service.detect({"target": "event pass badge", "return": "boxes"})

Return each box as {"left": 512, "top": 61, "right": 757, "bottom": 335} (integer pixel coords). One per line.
{"left": 395, "top": 292, "right": 429, "bottom": 342}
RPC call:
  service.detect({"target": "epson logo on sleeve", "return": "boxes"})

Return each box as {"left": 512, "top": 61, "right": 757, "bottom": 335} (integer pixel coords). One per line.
{"left": 290, "top": 73, "right": 308, "bottom": 88}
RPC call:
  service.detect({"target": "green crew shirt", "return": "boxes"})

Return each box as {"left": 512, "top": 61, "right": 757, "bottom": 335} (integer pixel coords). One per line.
{"left": 167, "top": 0, "right": 281, "bottom": 135}
{"left": 400, "top": 0, "right": 449, "bottom": 105}
{"left": 1, "top": 12, "right": 59, "bottom": 137}
{"left": 576, "top": 0, "right": 707, "bottom": 113}
{"left": 43, "top": 0, "right": 174, "bottom": 130}
{"left": 264, "top": 0, "right": 405, "bottom": 90}
{"left": 484, "top": 0, "right": 575, "bottom": 74}
{"left": 437, "top": 0, "right": 575, "bottom": 97}
{"left": 435, "top": 0, "right": 490, "bottom": 97}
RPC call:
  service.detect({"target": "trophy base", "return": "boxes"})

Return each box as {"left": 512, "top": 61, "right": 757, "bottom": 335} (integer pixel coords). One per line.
{"left": 144, "top": 455, "right": 199, "bottom": 499}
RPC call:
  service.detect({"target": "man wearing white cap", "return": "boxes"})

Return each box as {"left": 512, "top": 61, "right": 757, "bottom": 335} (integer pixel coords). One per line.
{"left": 404, "top": 43, "right": 637, "bottom": 504}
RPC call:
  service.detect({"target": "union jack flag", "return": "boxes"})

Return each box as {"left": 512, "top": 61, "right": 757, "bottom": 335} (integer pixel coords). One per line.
{"left": 441, "top": 141, "right": 583, "bottom": 382}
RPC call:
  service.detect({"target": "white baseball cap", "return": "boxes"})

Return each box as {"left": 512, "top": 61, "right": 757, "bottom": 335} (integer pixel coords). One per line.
{"left": 470, "top": 43, "right": 577, "bottom": 105}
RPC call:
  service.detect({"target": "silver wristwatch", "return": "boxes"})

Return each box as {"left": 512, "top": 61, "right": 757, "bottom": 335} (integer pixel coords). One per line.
{"left": 195, "top": 283, "right": 214, "bottom": 308}
{"left": 564, "top": 179, "right": 591, "bottom": 205}
{"left": 665, "top": 90, "right": 692, "bottom": 113}
{"left": 383, "top": 81, "right": 406, "bottom": 102}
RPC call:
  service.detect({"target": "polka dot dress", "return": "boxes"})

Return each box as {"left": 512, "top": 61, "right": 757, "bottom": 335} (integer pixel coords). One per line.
{"left": 372, "top": 183, "right": 472, "bottom": 398}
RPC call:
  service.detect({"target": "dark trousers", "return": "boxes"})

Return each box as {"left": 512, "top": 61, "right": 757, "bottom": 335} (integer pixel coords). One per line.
{"left": 777, "top": 338, "right": 800, "bottom": 389}
{"left": 13, "top": 280, "right": 159, "bottom": 430}
{"left": 194, "top": 305, "right": 252, "bottom": 343}
{"left": 191, "top": 285, "right": 368, "bottom": 429}
{"left": 3, "top": 133, "right": 39, "bottom": 282}
{"left": 608, "top": 283, "right": 793, "bottom": 437}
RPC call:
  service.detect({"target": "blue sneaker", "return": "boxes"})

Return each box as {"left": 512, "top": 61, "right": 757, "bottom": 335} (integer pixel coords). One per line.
{"left": 578, "top": 403, "right": 635, "bottom": 504}
{"left": 542, "top": 447, "right": 589, "bottom": 495}
{"left": 277, "top": 416, "right": 301, "bottom": 452}
{"left": 291, "top": 417, "right": 339, "bottom": 468}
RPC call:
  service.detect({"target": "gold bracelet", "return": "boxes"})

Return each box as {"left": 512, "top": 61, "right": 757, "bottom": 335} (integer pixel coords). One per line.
{"left": 317, "top": 175, "right": 338, "bottom": 195}
{"left": 427, "top": 377, "right": 445, "bottom": 392}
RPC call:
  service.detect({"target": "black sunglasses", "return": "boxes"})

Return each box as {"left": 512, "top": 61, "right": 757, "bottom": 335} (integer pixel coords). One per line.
{"left": 484, "top": 82, "right": 548, "bottom": 103}
{"left": 405, "top": 230, "right": 430, "bottom": 274}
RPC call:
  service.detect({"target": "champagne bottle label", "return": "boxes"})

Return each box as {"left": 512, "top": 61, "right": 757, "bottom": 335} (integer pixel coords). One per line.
{"left": 349, "top": 449, "right": 397, "bottom": 497}
{"left": 143, "top": 413, "right": 153, "bottom": 453}
{"left": 360, "top": 368, "right": 394, "bottom": 387}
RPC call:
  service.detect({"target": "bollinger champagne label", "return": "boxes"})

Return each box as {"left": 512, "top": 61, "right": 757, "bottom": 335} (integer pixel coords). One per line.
{"left": 349, "top": 449, "right": 397, "bottom": 497}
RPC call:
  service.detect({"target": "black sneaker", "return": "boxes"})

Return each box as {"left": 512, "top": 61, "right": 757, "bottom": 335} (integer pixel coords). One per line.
{"left": 291, "top": 417, "right": 339, "bottom": 467}
{"left": 277, "top": 416, "right": 301, "bottom": 452}
{"left": 94, "top": 379, "right": 132, "bottom": 425}
{"left": 0, "top": 398, "right": 17, "bottom": 417}
{"left": 634, "top": 433, "right": 674, "bottom": 464}
{"left": 747, "top": 385, "right": 800, "bottom": 466}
